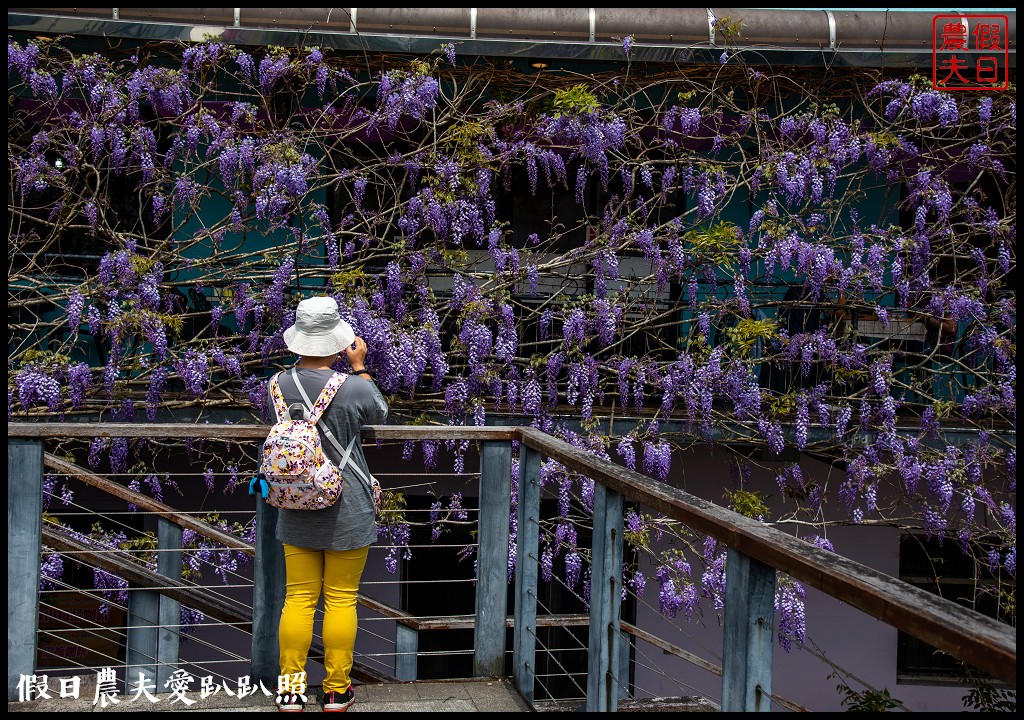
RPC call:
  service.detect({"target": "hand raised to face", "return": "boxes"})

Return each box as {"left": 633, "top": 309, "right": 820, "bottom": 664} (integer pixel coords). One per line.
{"left": 344, "top": 336, "right": 368, "bottom": 369}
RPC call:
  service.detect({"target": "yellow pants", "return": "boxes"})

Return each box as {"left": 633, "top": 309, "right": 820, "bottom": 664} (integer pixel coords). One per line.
{"left": 279, "top": 544, "right": 369, "bottom": 694}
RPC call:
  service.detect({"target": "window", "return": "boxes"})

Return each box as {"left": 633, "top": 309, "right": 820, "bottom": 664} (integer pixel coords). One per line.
{"left": 896, "top": 534, "right": 1009, "bottom": 684}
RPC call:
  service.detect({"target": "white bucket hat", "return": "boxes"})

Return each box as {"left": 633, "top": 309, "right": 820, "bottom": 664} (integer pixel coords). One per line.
{"left": 283, "top": 296, "right": 355, "bottom": 357}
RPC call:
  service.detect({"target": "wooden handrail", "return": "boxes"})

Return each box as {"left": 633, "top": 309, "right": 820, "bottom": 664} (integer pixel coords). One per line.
{"left": 10, "top": 422, "right": 272, "bottom": 439}
{"left": 515, "top": 427, "right": 1016, "bottom": 686}
{"left": 43, "top": 453, "right": 254, "bottom": 555}
{"left": 41, "top": 523, "right": 253, "bottom": 630}
{"left": 7, "top": 422, "right": 517, "bottom": 441}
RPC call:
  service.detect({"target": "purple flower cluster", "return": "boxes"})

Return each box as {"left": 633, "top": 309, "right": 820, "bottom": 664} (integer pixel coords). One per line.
{"left": 40, "top": 552, "right": 64, "bottom": 591}
{"left": 258, "top": 53, "right": 292, "bottom": 95}
{"left": 93, "top": 568, "right": 129, "bottom": 617}
{"left": 173, "top": 350, "right": 209, "bottom": 398}
{"left": 67, "top": 363, "right": 92, "bottom": 408}
{"left": 621, "top": 35, "right": 634, "bottom": 58}
{"left": 441, "top": 43, "right": 456, "bottom": 66}
{"left": 373, "top": 70, "right": 440, "bottom": 131}
{"left": 656, "top": 573, "right": 697, "bottom": 620}
{"left": 700, "top": 550, "right": 727, "bottom": 613}
{"left": 380, "top": 521, "right": 412, "bottom": 574}
{"left": 8, "top": 39, "right": 41, "bottom": 80}
{"left": 565, "top": 550, "right": 583, "bottom": 589}
{"left": 758, "top": 419, "right": 786, "bottom": 456}
{"left": 617, "top": 436, "right": 636, "bottom": 470}
{"left": 803, "top": 535, "right": 835, "bottom": 553}
{"left": 540, "top": 110, "right": 626, "bottom": 178}
{"left": 253, "top": 151, "right": 317, "bottom": 226}
{"left": 775, "top": 580, "right": 807, "bottom": 652}
{"left": 15, "top": 367, "right": 63, "bottom": 413}
{"left": 642, "top": 440, "right": 672, "bottom": 481}
{"left": 627, "top": 567, "right": 646, "bottom": 597}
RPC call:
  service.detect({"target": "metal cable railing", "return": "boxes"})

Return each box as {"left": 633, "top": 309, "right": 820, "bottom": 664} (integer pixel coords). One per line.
{"left": 8, "top": 423, "right": 1017, "bottom": 712}
{"left": 517, "top": 475, "right": 729, "bottom": 711}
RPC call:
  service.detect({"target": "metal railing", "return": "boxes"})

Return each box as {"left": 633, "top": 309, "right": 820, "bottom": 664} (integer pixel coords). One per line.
{"left": 8, "top": 422, "right": 1016, "bottom": 711}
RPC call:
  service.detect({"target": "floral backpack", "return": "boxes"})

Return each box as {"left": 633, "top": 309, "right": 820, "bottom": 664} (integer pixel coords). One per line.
{"left": 249, "top": 370, "right": 348, "bottom": 511}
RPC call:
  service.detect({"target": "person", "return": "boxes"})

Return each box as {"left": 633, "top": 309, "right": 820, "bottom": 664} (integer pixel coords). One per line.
{"left": 270, "top": 295, "right": 388, "bottom": 713}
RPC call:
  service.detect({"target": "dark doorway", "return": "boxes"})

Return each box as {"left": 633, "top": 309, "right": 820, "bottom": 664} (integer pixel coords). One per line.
{"left": 399, "top": 493, "right": 636, "bottom": 701}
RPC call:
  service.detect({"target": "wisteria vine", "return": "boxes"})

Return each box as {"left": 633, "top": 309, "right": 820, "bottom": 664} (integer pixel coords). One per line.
{"left": 9, "top": 31, "right": 1015, "bottom": 655}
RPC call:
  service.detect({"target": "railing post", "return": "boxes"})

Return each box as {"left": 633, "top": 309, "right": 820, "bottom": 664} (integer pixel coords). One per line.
{"left": 251, "top": 500, "right": 285, "bottom": 687}
{"left": 721, "top": 547, "right": 776, "bottom": 712}
{"left": 586, "top": 483, "right": 624, "bottom": 712}
{"left": 513, "top": 443, "right": 541, "bottom": 704}
{"left": 8, "top": 438, "right": 43, "bottom": 701}
{"left": 156, "top": 518, "right": 183, "bottom": 688}
{"left": 125, "top": 517, "right": 182, "bottom": 692}
{"left": 395, "top": 622, "right": 418, "bottom": 680}
{"left": 617, "top": 628, "right": 632, "bottom": 702}
{"left": 474, "top": 440, "right": 512, "bottom": 678}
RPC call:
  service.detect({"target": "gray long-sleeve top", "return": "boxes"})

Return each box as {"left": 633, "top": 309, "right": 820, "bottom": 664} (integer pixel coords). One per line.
{"left": 267, "top": 368, "right": 389, "bottom": 551}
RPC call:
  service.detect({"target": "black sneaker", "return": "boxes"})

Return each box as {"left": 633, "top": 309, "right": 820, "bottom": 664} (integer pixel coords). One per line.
{"left": 322, "top": 687, "right": 355, "bottom": 712}
{"left": 276, "top": 691, "right": 306, "bottom": 712}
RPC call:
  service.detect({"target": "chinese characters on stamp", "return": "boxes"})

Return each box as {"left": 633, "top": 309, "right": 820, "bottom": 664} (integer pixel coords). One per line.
{"left": 933, "top": 14, "right": 1010, "bottom": 91}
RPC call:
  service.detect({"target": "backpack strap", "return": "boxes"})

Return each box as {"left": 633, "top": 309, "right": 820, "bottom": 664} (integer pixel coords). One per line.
{"left": 290, "top": 368, "right": 347, "bottom": 425}
{"left": 335, "top": 434, "right": 376, "bottom": 488}
{"left": 268, "top": 372, "right": 289, "bottom": 422}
